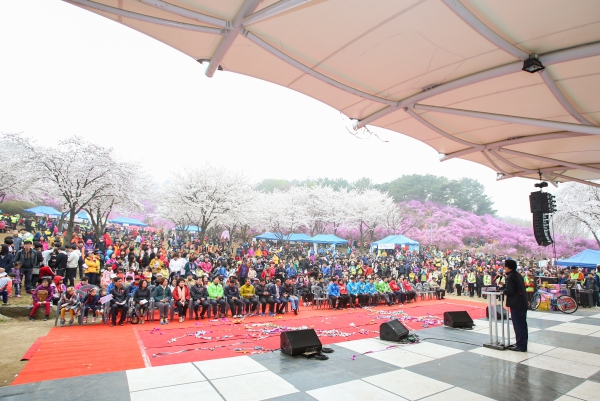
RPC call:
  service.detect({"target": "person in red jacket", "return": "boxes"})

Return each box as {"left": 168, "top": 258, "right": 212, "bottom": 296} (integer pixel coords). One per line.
{"left": 172, "top": 278, "right": 190, "bottom": 323}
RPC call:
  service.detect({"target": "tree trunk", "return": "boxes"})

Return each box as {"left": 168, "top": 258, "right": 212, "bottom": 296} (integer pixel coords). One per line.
{"left": 64, "top": 206, "right": 77, "bottom": 243}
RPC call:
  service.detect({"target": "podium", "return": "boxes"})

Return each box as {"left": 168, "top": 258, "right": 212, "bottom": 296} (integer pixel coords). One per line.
{"left": 482, "top": 290, "right": 511, "bottom": 350}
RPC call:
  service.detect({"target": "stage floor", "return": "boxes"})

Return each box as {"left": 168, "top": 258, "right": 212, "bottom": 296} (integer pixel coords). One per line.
{"left": 3, "top": 304, "right": 600, "bottom": 401}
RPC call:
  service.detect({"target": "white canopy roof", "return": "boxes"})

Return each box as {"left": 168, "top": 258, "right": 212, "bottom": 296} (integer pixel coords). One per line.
{"left": 65, "top": 0, "right": 600, "bottom": 187}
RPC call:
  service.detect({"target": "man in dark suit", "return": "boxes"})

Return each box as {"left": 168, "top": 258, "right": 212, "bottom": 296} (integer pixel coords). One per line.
{"left": 503, "top": 259, "right": 528, "bottom": 352}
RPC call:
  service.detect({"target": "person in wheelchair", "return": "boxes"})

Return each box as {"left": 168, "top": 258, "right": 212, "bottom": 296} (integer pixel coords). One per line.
{"left": 82, "top": 287, "right": 100, "bottom": 323}
{"left": 59, "top": 286, "right": 81, "bottom": 327}
{"left": 132, "top": 279, "right": 151, "bottom": 324}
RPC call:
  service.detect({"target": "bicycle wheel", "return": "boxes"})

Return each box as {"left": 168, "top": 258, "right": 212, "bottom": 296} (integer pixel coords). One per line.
{"left": 556, "top": 295, "right": 578, "bottom": 314}
{"left": 530, "top": 293, "right": 541, "bottom": 310}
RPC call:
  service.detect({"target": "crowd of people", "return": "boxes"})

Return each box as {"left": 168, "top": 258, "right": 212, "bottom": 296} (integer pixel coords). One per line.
{"left": 1, "top": 214, "right": 599, "bottom": 328}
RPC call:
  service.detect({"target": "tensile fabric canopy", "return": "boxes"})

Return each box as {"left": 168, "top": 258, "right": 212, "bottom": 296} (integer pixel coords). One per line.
{"left": 65, "top": 0, "right": 600, "bottom": 188}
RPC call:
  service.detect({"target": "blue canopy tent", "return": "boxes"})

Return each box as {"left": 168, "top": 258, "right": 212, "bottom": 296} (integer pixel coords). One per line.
{"left": 175, "top": 225, "right": 201, "bottom": 233}
{"left": 305, "top": 234, "right": 348, "bottom": 245}
{"left": 108, "top": 217, "right": 148, "bottom": 227}
{"left": 254, "top": 232, "right": 282, "bottom": 241}
{"left": 287, "top": 233, "right": 312, "bottom": 243}
{"left": 371, "top": 234, "right": 420, "bottom": 252}
{"left": 556, "top": 249, "right": 600, "bottom": 269}
{"left": 23, "top": 206, "right": 61, "bottom": 216}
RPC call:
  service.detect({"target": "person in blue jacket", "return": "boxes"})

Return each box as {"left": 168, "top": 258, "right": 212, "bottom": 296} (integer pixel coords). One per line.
{"left": 327, "top": 278, "right": 341, "bottom": 309}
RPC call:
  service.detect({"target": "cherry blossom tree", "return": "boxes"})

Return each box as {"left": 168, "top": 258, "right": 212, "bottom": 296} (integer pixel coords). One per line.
{"left": 5, "top": 134, "right": 134, "bottom": 242}
{"left": 160, "top": 166, "right": 250, "bottom": 238}
{"left": 349, "top": 189, "right": 396, "bottom": 244}
{"left": 554, "top": 181, "right": 600, "bottom": 248}
{"left": 0, "top": 134, "right": 37, "bottom": 202}
{"left": 257, "top": 186, "right": 309, "bottom": 241}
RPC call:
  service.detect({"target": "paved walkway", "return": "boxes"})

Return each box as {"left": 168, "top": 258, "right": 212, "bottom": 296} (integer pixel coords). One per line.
{"left": 3, "top": 307, "right": 600, "bottom": 401}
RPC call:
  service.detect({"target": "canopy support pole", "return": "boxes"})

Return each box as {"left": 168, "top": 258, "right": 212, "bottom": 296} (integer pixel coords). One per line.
{"left": 205, "top": 0, "right": 262, "bottom": 77}
{"left": 441, "top": 0, "right": 528, "bottom": 60}
{"left": 404, "top": 108, "right": 484, "bottom": 149}
{"left": 242, "top": 0, "right": 312, "bottom": 26}
{"left": 549, "top": 173, "right": 600, "bottom": 188}
{"left": 481, "top": 151, "right": 514, "bottom": 177}
{"left": 497, "top": 148, "right": 600, "bottom": 175}
{"left": 440, "top": 132, "right": 586, "bottom": 161}
{"left": 489, "top": 149, "right": 537, "bottom": 173}
{"left": 412, "top": 104, "right": 600, "bottom": 136}
{"left": 243, "top": 31, "right": 398, "bottom": 106}
{"left": 66, "top": 0, "right": 225, "bottom": 34}
{"left": 138, "top": 0, "right": 229, "bottom": 28}
{"left": 354, "top": 41, "right": 600, "bottom": 129}
{"left": 539, "top": 69, "right": 594, "bottom": 126}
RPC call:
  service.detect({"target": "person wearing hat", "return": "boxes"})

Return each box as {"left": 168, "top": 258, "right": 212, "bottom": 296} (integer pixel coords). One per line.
{"left": 502, "top": 259, "right": 528, "bottom": 352}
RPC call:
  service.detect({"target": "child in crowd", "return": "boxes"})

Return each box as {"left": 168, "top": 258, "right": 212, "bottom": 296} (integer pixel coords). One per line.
{"left": 30, "top": 278, "right": 54, "bottom": 321}
{"left": 11, "top": 261, "right": 21, "bottom": 297}
{"left": 52, "top": 276, "right": 66, "bottom": 305}
{"left": 59, "top": 286, "right": 81, "bottom": 326}
{"left": 75, "top": 276, "right": 89, "bottom": 290}
{"left": 144, "top": 266, "right": 153, "bottom": 284}
{"left": 101, "top": 267, "right": 113, "bottom": 288}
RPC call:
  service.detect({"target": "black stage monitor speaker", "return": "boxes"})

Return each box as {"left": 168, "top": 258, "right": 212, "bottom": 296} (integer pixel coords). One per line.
{"left": 486, "top": 305, "right": 509, "bottom": 320}
{"left": 444, "top": 311, "right": 474, "bottom": 328}
{"left": 280, "top": 329, "right": 322, "bottom": 356}
{"left": 380, "top": 319, "right": 410, "bottom": 342}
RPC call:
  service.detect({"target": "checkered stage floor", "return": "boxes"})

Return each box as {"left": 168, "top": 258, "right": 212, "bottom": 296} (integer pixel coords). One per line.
{"left": 3, "top": 308, "right": 600, "bottom": 401}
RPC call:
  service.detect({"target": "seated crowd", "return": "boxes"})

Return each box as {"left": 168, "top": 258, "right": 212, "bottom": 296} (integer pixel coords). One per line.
{"left": 4, "top": 221, "right": 574, "bottom": 328}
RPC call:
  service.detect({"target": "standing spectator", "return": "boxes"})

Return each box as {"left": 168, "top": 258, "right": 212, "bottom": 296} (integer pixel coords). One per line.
{"left": 0, "top": 244, "right": 14, "bottom": 274}
{"left": 14, "top": 240, "right": 39, "bottom": 293}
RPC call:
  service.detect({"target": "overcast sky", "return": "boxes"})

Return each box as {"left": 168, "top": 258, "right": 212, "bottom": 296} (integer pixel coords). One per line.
{"left": 1, "top": 0, "right": 552, "bottom": 220}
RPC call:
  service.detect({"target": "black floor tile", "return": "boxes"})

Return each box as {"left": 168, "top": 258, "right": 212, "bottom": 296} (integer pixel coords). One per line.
{"left": 265, "top": 391, "right": 317, "bottom": 401}
{"left": 0, "top": 383, "right": 42, "bottom": 401}
{"left": 588, "top": 369, "right": 600, "bottom": 383}
{"left": 528, "top": 330, "right": 600, "bottom": 354}
{"left": 568, "top": 316, "right": 600, "bottom": 326}
{"left": 251, "top": 345, "right": 397, "bottom": 391}
{"left": 407, "top": 351, "right": 517, "bottom": 388}
{"left": 37, "top": 371, "right": 130, "bottom": 401}
{"left": 525, "top": 319, "right": 565, "bottom": 330}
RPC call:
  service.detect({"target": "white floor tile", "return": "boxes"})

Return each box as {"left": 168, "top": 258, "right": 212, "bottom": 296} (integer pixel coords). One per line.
{"left": 336, "top": 338, "right": 391, "bottom": 354}
{"left": 130, "top": 381, "right": 222, "bottom": 401}
{"left": 527, "top": 311, "right": 552, "bottom": 319}
{"left": 567, "top": 380, "right": 600, "bottom": 400}
{"left": 545, "top": 348, "right": 600, "bottom": 367}
{"left": 555, "top": 396, "right": 586, "bottom": 401}
{"left": 521, "top": 355, "right": 600, "bottom": 379}
{"left": 366, "top": 347, "right": 434, "bottom": 368}
{"left": 469, "top": 347, "right": 536, "bottom": 363}
{"left": 194, "top": 356, "right": 267, "bottom": 380}
{"left": 525, "top": 342, "right": 556, "bottom": 354}
{"left": 402, "top": 342, "right": 463, "bottom": 359}
{"left": 587, "top": 313, "right": 600, "bottom": 319}
{"left": 363, "top": 370, "right": 453, "bottom": 400}
{"left": 420, "top": 387, "right": 496, "bottom": 401}
{"left": 546, "top": 323, "right": 600, "bottom": 336}
{"left": 212, "top": 371, "right": 297, "bottom": 401}
{"left": 126, "top": 363, "right": 205, "bottom": 392}
{"left": 307, "top": 379, "right": 407, "bottom": 401}
{"left": 534, "top": 314, "right": 582, "bottom": 323}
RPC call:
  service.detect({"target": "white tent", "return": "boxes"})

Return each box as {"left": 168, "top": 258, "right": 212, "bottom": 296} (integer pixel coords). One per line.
{"left": 65, "top": 0, "right": 600, "bottom": 187}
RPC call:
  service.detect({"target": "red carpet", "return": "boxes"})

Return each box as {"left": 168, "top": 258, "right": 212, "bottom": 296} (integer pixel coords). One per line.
{"left": 13, "top": 324, "right": 146, "bottom": 385}
{"left": 13, "top": 298, "right": 485, "bottom": 384}
{"left": 139, "top": 299, "right": 486, "bottom": 367}
{"left": 20, "top": 336, "right": 45, "bottom": 361}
